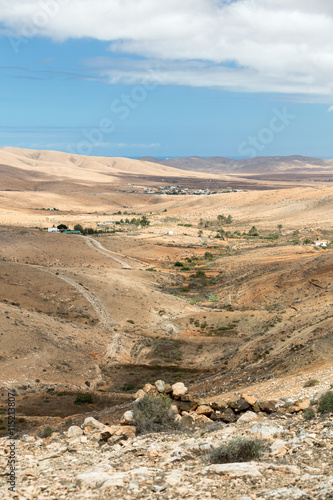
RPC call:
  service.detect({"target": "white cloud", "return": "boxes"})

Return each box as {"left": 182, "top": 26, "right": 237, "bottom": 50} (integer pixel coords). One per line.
{"left": 328, "top": 105, "right": 333, "bottom": 112}
{"left": 1, "top": 0, "right": 333, "bottom": 95}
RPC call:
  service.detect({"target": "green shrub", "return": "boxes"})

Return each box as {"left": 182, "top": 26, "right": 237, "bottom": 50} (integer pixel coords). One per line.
{"left": 39, "top": 425, "right": 55, "bottom": 438}
{"left": 174, "top": 261, "right": 184, "bottom": 267}
{"left": 318, "top": 391, "right": 333, "bottom": 414}
{"left": 209, "top": 438, "right": 267, "bottom": 464}
{"left": 303, "top": 379, "right": 319, "bottom": 388}
{"left": 122, "top": 383, "right": 136, "bottom": 392}
{"left": 204, "top": 251, "right": 214, "bottom": 260}
{"left": 74, "top": 394, "right": 94, "bottom": 405}
{"left": 133, "top": 394, "right": 179, "bottom": 434}
{"left": 303, "top": 408, "right": 316, "bottom": 420}
{"left": 195, "top": 269, "right": 206, "bottom": 278}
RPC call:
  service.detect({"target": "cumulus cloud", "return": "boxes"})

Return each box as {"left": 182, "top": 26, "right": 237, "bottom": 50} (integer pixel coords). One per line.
{"left": 1, "top": 0, "right": 333, "bottom": 96}
{"left": 328, "top": 105, "right": 333, "bottom": 112}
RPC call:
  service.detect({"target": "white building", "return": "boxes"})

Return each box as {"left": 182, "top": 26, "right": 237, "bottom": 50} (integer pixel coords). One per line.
{"left": 48, "top": 228, "right": 59, "bottom": 233}
{"left": 315, "top": 241, "right": 328, "bottom": 247}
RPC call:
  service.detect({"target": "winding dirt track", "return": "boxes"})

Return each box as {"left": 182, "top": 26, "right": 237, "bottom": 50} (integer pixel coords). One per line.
{"left": 55, "top": 273, "right": 110, "bottom": 327}
{"left": 80, "top": 235, "right": 148, "bottom": 269}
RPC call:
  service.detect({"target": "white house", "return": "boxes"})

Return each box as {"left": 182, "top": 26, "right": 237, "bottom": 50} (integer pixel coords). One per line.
{"left": 48, "top": 228, "right": 59, "bottom": 233}
{"left": 315, "top": 241, "right": 328, "bottom": 247}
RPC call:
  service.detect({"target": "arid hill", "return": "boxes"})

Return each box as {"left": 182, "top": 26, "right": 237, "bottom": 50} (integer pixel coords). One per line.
{"left": 0, "top": 147, "right": 332, "bottom": 437}
{"left": 141, "top": 155, "right": 333, "bottom": 174}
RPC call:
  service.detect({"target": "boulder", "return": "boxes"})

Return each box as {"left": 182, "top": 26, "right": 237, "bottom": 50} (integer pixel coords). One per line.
{"left": 237, "top": 411, "right": 259, "bottom": 423}
{"left": 207, "top": 462, "right": 263, "bottom": 478}
{"left": 155, "top": 380, "right": 166, "bottom": 393}
{"left": 133, "top": 389, "right": 145, "bottom": 400}
{"left": 226, "top": 396, "right": 240, "bottom": 410}
{"left": 270, "top": 439, "right": 288, "bottom": 457}
{"left": 193, "top": 414, "right": 212, "bottom": 427}
{"left": 143, "top": 383, "right": 157, "bottom": 394}
{"left": 211, "top": 400, "right": 228, "bottom": 412}
{"left": 180, "top": 413, "right": 195, "bottom": 427}
{"left": 164, "top": 383, "right": 173, "bottom": 394}
{"left": 83, "top": 417, "right": 105, "bottom": 431}
{"left": 258, "top": 400, "right": 279, "bottom": 413}
{"left": 219, "top": 408, "right": 237, "bottom": 423}
{"left": 196, "top": 405, "right": 214, "bottom": 416}
{"left": 234, "top": 398, "right": 251, "bottom": 412}
{"left": 120, "top": 410, "right": 134, "bottom": 425}
{"left": 76, "top": 469, "right": 114, "bottom": 488}
{"left": 114, "top": 425, "right": 136, "bottom": 439}
{"left": 175, "top": 399, "right": 198, "bottom": 412}
{"left": 288, "top": 398, "right": 311, "bottom": 413}
{"left": 257, "top": 487, "right": 310, "bottom": 499}
{"left": 251, "top": 422, "right": 284, "bottom": 440}
{"left": 67, "top": 426, "right": 83, "bottom": 438}
{"left": 171, "top": 382, "right": 188, "bottom": 399}
{"left": 242, "top": 394, "right": 257, "bottom": 406}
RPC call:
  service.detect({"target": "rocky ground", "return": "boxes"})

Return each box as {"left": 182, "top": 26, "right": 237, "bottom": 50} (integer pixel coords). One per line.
{"left": 1, "top": 381, "right": 333, "bottom": 500}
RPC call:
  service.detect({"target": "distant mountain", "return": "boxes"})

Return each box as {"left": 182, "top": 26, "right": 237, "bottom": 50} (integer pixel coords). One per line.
{"left": 140, "top": 155, "right": 333, "bottom": 174}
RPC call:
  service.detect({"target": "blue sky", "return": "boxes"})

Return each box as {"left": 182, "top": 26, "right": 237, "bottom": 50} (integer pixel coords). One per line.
{"left": 0, "top": 0, "right": 333, "bottom": 159}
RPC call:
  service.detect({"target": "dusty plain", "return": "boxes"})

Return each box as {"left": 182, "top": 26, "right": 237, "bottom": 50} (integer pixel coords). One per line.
{"left": 0, "top": 147, "right": 332, "bottom": 498}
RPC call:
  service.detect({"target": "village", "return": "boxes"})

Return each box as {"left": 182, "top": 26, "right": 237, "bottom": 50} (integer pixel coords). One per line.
{"left": 124, "top": 185, "right": 243, "bottom": 196}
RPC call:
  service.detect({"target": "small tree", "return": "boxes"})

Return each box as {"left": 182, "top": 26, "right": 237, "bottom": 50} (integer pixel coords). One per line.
{"left": 74, "top": 224, "right": 84, "bottom": 233}
{"left": 140, "top": 215, "right": 150, "bottom": 226}
{"left": 57, "top": 224, "right": 68, "bottom": 230}
{"left": 248, "top": 226, "right": 259, "bottom": 236}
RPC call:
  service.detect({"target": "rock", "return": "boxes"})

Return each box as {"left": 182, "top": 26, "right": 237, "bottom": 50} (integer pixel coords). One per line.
{"left": 175, "top": 398, "right": 198, "bottom": 412}
{"left": 242, "top": 394, "right": 257, "bottom": 406}
{"left": 83, "top": 417, "right": 105, "bottom": 430}
{"left": 120, "top": 410, "right": 134, "bottom": 425}
{"left": 152, "top": 483, "right": 167, "bottom": 492}
{"left": 193, "top": 414, "right": 213, "bottom": 427}
{"left": 207, "top": 462, "right": 263, "bottom": 478}
{"left": 237, "top": 411, "right": 259, "bottom": 423}
{"left": 155, "top": 380, "right": 166, "bottom": 392}
{"left": 211, "top": 400, "right": 228, "bottom": 412}
{"left": 134, "top": 389, "right": 145, "bottom": 400}
{"left": 258, "top": 400, "right": 278, "bottom": 413}
{"left": 76, "top": 469, "right": 114, "bottom": 488}
{"left": 172, "top": 382, "right": 188, "bottom": 399}
{"left": 288, "top": 398, "right": 311, "bottom": 413}
{"left": 270, "top": 439, "right": 288, "bottom": 457}
{"left": 170, "top": 404, "right": 179, "bottom": 414}
{"left": 98, "top": 424, "right": 134, "bottom": 442}
{"left": 257, "top": 487, "right": 310, "bottom": 499}
{"left": 219, "top": 408, "right": 237, "bottom": 423}
{"left": 226, "top": 396, "right": 240, "bottom": 410}
{"left": 165, "top": 470, "right": 183, "bottom": 486}
{"left": 143, "top": 383, "right": 156, "bottom": 393}
{"left": 67, "top": 426, "right": 83, "bottom": 438}
{"left": 180, "top": 413, "right": 195, "bottom": 427}
{"left": 251, "top": 422, "right": 284, "bottom": 440}
{"left": 196, "top": 405, "right": 213, "bottom": 416}
{"left": 101, "top": 473, "right": 126, "bottom": 489}
{"left": 114, "top": 425, "right": 136, "bottom": 439}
